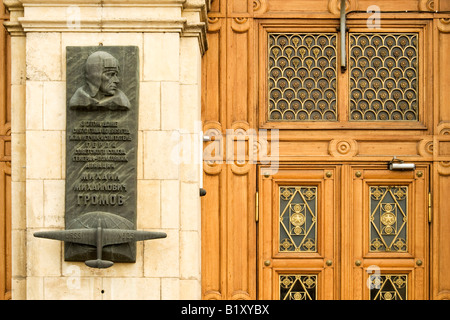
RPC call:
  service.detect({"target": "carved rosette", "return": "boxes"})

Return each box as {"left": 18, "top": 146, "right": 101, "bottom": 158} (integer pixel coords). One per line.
{"left": 253, "top": 0, "right": 268, "bottom": 15}
{"left": 328, "top": 139, "right": 358, "bottom": 157}
{"left": 419, "top": 0, "right": 436, "bottom": 11}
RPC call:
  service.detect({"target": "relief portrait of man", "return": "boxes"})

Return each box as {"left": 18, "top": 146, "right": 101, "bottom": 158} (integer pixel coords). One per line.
{"left": 69, "top": 51, "right": 131, "bottom": 111}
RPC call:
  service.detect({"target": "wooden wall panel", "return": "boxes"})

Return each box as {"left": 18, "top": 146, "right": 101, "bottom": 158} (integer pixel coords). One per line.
{"left": 432, "top": 15, "right": 450, "bottom": 300}
{"left": 0, "top": 162, "right": 11, "bottom": 301}
{"left": 0, "top": 1, "right": 10, "bottom": 301}
{"left": 202, "top": 2, "right": 257, "bottom": 300}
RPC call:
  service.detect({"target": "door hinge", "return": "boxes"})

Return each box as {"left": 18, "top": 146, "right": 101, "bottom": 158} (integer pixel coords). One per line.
{"left": 255, "top": 191, "right": 259, "bottom": 222}
{"left": 428, "top": 192, "right": 432, "bottom": 223}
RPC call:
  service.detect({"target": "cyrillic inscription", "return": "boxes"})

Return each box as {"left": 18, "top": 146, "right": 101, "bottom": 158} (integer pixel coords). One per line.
{"left": 65, "top": 46, "right": 139, "bottom": 262}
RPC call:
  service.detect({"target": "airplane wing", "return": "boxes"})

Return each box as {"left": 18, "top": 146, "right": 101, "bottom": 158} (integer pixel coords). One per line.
{"left": 102, "top": 229, "right": 167, "bottom": 246}
{"left": 34, "top": 229, "right": 97, "bottom": 246}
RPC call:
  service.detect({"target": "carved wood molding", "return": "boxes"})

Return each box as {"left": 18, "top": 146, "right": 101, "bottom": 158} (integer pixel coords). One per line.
{"left": 437, "top": 161, "right": 450, "bottom": 175}
{"left": 228, "top": 121, "right": 253, "bottom": 175}
{"left": 328, "top": 0, "right": 355, "bottom": 15}
{"left": 252, "top": 0, "right": 268, "bottom": 15}
{"left": 231, "top": 17, "right": 251, "bottom": 33}
{"left": 203, "top": 121, "right": 224, "bottom": 175}
{"left": 418, "top": 0, "right": 437, "bottom": 12}
{"left": 207, "top": 16, "right": 222, "bottom": 32}
{"left": 437, "top": 18, "right": 450, "bottom": 33}
{"left": 328, "top": 139, "right": 358, "bottom": 157}
{"left": 418, "top": 138, "right": 434, "bottom": 157}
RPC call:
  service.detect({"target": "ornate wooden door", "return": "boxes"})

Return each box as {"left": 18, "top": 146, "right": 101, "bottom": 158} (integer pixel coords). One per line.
{"left": 347, "top": 165, "right": 429, "bottom": 300}
{"left": 202, "top": 0, "right": 450, "bottom": 300}
{"left": 258, "top": 166, "right": 338, "bottom": 300}
{"left": 258, "top": 164, "right": 429, "bottom": 300}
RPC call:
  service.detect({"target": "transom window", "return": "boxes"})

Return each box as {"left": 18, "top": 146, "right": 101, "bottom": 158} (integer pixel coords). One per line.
{"left": 267, "top": 31, "right": 419, "bottom": 123}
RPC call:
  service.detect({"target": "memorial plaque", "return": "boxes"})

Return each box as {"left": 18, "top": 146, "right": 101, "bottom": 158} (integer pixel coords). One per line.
{"left": 65, "top": 46, "right": 139, "bottom": 262}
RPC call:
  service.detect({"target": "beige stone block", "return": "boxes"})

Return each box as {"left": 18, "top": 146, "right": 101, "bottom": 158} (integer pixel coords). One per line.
{"left": 11, "top": 133, "right": 26, "bottom": 182}
{"left": 26, "top": 81, "right": 43, "bottom": 130}
{"left": 139, "top": 81, "right": 160, "bottom": 131}
{"left": 11, "top": 84, "right": 26, "bottom": 134}
{"left": 26, "top": 277, "right": 44, "bottom": 300}
{"left": 180, "top": 84, "right": 201, "bottom": 132}
{"left": 23, "top": 5, "right": 102, "bottom": 25}
{"left": 26, "top": 180, "right": 44, "bottom": 228}
{"left": 10, "top": 36, "right": 26, "bottom": 86}
{"left": 43, "top": 180, "right": 65, "bottom": 228}
{"left": 11, "top": 181, "right": 26, "bottom": 230}
{"left": 180, "top": 230, "right": 200, "bottom": 280}
{"left": 26, "top": 33, "right": 62, "bottom": 81}
{"left": 12, "top": 277, "right": 27, "bottom": 300}
{"left": 181, "top": 162, "right": 200, "bottom": 184}
{"left": 12, "top": 229, "right": 26, "bottom": 278}
{"left": 161, "top": 180, "right": 179, "bottom": 229}
{"left": 103, "top": 277, "right": 161, "bottom": 300}
{"left": 179, "top": 133, "right": 201, "bottom": 183}
{"left": 43, "top": 81, "right": 66, "bottom": 131}
{"left": 101, "top": 6, "right": 181, "bottom": 22}
{"left": 144, "top": 229, "right": 179, "bottom": 278}
{"left": 26, "top": 131, "right": 62, "bottom": 180}
{"left": 180, "top": 182, "right": 200, "bottom": 231}
{"left": 161, "top": 278, "right": 180, "bottom": 300}
{"left": 137, "top": 180, "right": 161, "bottom": 229}
{"left": 43, "top": 276, "right": 100, "bottom": 300}
{"left": 143, "top": 130, "right": 179, "bottom": 180}
{"left": 27, "top": 230, "right": 62, "bottom": 277}
{"left": 179, "top": 279, "right": 201, "bottom": 300}
{"left": 144, "top": 33, "right": 180, "bottom": 81}
{"left": 180, "top": 37, "right": 201, "bottom": 85}
{"left": 161, "top": 81, "right": 180, "bottom": 130}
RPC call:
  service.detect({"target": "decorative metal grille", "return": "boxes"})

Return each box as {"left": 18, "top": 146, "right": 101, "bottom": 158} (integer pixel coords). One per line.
{"left": 279, "top": 186, "right": 317, "bottom": 252}
{"left": 280, "top": 274, "right": 317, "bottom": 300}
{"left": 268, "top": 33, "right": 337, "bottom": 121}
{"left": 369, "top": 186, "right": 408, "bottom": 252}
{"left": 369, "top": 274, "right": 408, "bottom": 300}
{"left": 349, "top": 33, "right": 418, "bottom": 121}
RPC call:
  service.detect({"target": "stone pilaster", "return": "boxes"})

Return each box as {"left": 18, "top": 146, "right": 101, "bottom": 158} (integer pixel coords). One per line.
{"left": 4, "top": 0, "right": 208, "bottom": 300}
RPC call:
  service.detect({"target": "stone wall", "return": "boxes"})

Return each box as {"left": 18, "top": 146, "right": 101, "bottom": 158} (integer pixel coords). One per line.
{"left": 5, "top": 0, "right": 208, "bottom": 300}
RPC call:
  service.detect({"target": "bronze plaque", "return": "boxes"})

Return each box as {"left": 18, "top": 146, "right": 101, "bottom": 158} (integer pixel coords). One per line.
{"left": 65, "top": 46, "right": 139, "bottom": 262}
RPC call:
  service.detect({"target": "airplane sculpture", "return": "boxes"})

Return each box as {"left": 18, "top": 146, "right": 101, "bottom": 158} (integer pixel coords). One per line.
{"left": 34, "top": 218, "right": 167, "bottom": 269}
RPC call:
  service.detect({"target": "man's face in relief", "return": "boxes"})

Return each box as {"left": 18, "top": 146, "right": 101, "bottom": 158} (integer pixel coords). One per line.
{"left": 100, "top": 68, "right": 120, "bottom": 96}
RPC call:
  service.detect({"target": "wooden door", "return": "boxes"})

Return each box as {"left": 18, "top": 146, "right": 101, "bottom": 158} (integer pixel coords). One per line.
{"left": 258, "top": 164, "right": 429, "bottom": 300}
{"left": 202, "top": 0, "right": 450, "bottom": 300}
{"left": 259, "top": 166, "right": 338, "bottom": 300}
{"left": 347, "top": 165, "right": 429, "bottom": 300}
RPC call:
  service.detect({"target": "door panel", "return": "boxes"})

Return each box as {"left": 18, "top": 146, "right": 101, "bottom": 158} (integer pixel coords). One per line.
{"left": 349, "top": 165, "right": 429, "bottom": 300}
{"left": 259, "top": 166, "right": 337, "bottom": 300}
{"left": 259, "top": 164, "right": 429, "bottom": 300}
